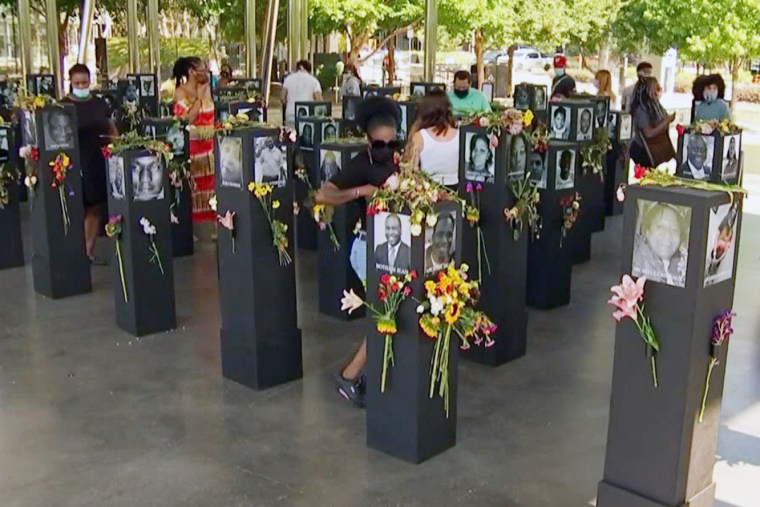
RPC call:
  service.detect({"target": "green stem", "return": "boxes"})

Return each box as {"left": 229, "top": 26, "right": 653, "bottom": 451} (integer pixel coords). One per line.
{"left": 381, "top": 334, "right": 391, "bottom": 393}
{"left": 232, "top": 236, "right": 236, "bottom": 254}
{"left": 429, "top": 330, "right": 442, "bottom": 399}
{"left": 698, "top": 358, "right": 718, "bottom": 423}
{"left": 115, "top": 241, "right": 128, "bottom": 303}
{"left": 151, "top": 239, "right": 165, "bottom": 275}
{"left": 650, "top": 354, "right": 658, "bottom": 388}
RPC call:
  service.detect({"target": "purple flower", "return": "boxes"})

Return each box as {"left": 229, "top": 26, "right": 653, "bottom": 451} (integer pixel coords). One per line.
{"left": 711, "top": 310, "right": 735, "bottom": 347}
{"left": 466, "top": 182, "right": 473, "bottom": 193}
{"left": 475, "top": 183, "right": 483, "bottom": 192}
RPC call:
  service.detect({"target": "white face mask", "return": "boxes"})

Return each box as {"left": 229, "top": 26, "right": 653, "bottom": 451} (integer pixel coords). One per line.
{"left": 703, "top": 90, "right": 718, "bottom": 102}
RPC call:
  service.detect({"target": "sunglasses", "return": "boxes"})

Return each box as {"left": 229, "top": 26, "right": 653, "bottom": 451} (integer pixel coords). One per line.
{"left": 369, "top": 139, "right": 402, "bottom": 150}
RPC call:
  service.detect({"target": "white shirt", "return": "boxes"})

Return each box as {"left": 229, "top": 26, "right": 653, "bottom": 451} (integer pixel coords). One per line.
{"left": 419, "top": 128, "right": 460, "bottom": 186}
{"left": 688, "top": 160, "right": 707, "bottom": 180}
{"left": 283, "top": 71, "right": 322, "bottom": 123}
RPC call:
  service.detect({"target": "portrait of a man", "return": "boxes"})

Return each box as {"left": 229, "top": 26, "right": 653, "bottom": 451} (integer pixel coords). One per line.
{"left": 681, "top": 134, "right": 714, "bottom": 181}
{"left": 529, "top": 153, "right": 547, "bottom": 188}
{"left": 374, "top": 213, "right": 412, "bottom": 274}
{"left": 551, "top": 106, "right": 570, "bottom": 140}
{"left": 514, "top": 85, "right": 530, "bottom": 110}
{"left": 533, "top": 87, "right": 546, "bottom": 110}
{"left": 619, "top": 114, "right": 633, "bottom": 140}
{"left": 555, "top": 149, "right": 575, "bottom": 190}
{"left": 594, "top": 100, "right": 608, "bottom": 128}
{"left": 425, "top": 212, "right": 456, "bottom": 274}
{"left": 166, "top": 124, "right": 186, "bottom": 157}
{"left": 42, "top": 108, "right": 74, "bottom": 151}
{"left": 255, "top": 137, "right": 287, "bottom": 186}
{"left": 108, "top": 157, "right": 125, "bottom": 200}
{"left": 219, "top": 137, "right": 243, "bottom": 188}
{"left": 509, "top": 135, "right": 528, "bottom": 178}
{"left": 131, "top": 155, "right": 164, "bottom": 201}
{"left": 576, "top": 108, "right": 593, "bottom": 141}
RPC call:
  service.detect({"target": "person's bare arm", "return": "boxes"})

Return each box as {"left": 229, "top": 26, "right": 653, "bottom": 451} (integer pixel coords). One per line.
{"left": 313, "top": 90, "right": 323, "bottom": 101}
{"left": 314, "top": 181, "right": 376, "bottom": 206}
{"left": 174, "top": 87, "right": 205, "bottom": 124}
{"left": 641, "top": 112, "right": 675, "bottom": 138}
{"left": 403, "top": 131, "right": 423, "bottom": 168}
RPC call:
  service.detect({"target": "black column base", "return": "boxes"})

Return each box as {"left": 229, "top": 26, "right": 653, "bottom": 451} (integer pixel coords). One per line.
{"left": 597, "top": 480, "right": 715, "bottom": 507}
{"left": 604, "top": 142, "right": 628, "bottom": 216}
{"left": 585, "top": 173, "right": 607, "bottom": 233}
{"left": 171, "top": 184, "right": 194, "bottom": 257}
{"left": 0, "top": 183, "right": 24, "bottom": 270}
{"left": 295, "top": 179, "right": 318, "bottom": 251}
{"left": 220, "top": 327, "right": 304, "bottom": 390}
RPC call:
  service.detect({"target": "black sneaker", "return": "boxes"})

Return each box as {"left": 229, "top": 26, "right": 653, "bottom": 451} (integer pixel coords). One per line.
{"left": 333, "top": 373, "right": 365, "bottom": 408}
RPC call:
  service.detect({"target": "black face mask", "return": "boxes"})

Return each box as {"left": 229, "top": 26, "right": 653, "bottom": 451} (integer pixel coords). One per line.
{"left": 454, "top": 89, "right": 469, "bottom": 99}
{"left": 370, "top": 146, "right": 395, "bottom": 164}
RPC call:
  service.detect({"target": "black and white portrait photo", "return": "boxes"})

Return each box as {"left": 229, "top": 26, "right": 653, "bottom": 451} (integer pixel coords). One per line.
{"left": 722, "top": 135, "right": 740, "bottom": 179}
{"left": 0, "top": 80, "right": 17, "bottom": 109}
{"left": 140, "top": 75, "right": 155, "bottom": 98}
{"left": 514, "top": 85, "right": 530, "bottom": 110}
{"left": 219, "top": 137, "right": 243, "bottom": 189}
{"left": 397, "top": 104, "right": 408, "bottom": 141}
{"left": 121, "top": 80, "right": 139, "bottom": 106}
{"left": 42, "top": 108, "right": 74, "bottom": 151}
{"left": 681, "top": 133, "right": 715, "bottom": 181}
{"left": 594, "top": 100, "right": 608, "bottom": 128}
{"left": 344, "top": 98, "right": 358, "bottom": 121}
{"left": 322, "top": 122, "right": 338, "bottom": 143}
{"left": 166, "top": 124, "right": 186, "bottom": 157}
{"left": 37, "top": 75, "right": 54, "bottom": 97}
{"left": 555, "top": 149, "right": 575, "bottom": 190}
{"left": 314, "top": 104, "right": 328, "bottom": 117}
{"left": 509, "top": 134, "right": 528, "bottom": 178}
{"left": 144, "top": 125, "right": 157, "bottom": 139}
{"left": 704, "top": 202, "right": 738, "bottom": 287}
{"left": 576, "top": 108, "right": 593, "bottom": 141}
{"left": 0, "top": 129, "right": 8, "bottom": 162}
{"left": 533, "top": 87, "right": 547, "bottom": 111}
{"left": 108, "top": 156, "right": 126, "bottom": 200}
{"left": 529, "top": 152, "right": 547, "bottom": 189}
{"left": 607, "top": 113, "right": 618, "bottom": 139}
{"left": 296, "top": 105, "right": 309, "bottom": 119}
{"left": 374, "top": 212, "right": 412, "bottom": 275}
{"left": 481, "top": 82, "right": 494, "bottom": 102}
{"left": 131, "top": 155, "right": 164, "bottom": 202}
{"left": 619, "top": 114, "right": 633, "bottom": 140}
{"left": 21, "top": 110, "right": 36, "bottom": 145}
{"left": 550, "top": 105, "right": 570, "bottom": 140}
{"left": 464, "top": 131, "right": 495, "bottom": 184}
{"left": 424, "top": 211, "right": 456, "bottom": 275}
{"left": 320, "top": 149, "right": 341, "bottom": 182}
{"left": 299, "top": 122, "right": 314, "bottom": 151}
{"left": 364, "top": 89, "right": 379, "bottom": 98}
{"left": 632, "top": 199, "right": 691, "bottom": 288}
{"left": 412, "top": 84, "right": 426, "bottom": 98}
{"left": 254, "top": 137, "right": 287, "bottom": 187}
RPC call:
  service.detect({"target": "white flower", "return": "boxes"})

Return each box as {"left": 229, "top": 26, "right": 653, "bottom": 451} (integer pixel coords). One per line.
{"left": 384, "top": 174, "right": 400, "bottom": 191}
{"left": 24, "top": 175, "right": 37, "bottom": 187}
{"left": 140, "top": 217, "right": 156, "bottom": 236}
{"left": 616, "top": 185, "right": 626, "bottom": 202}
{"left": 410, "top": 223, "right": 422, "bottom": 236}
{"left": 425, "top": 214, "right": 438, "bottom": 227}
{"left": 19, "top": 146, "right": 30, "bottom": 158}
{"left": 479, "top": 117, "right": 490, "bottom": 127}
{"left": 430, "top": 298, "right": 444, "bottom": 316}
{"left": 416, "top": 304, "right": 425, "bottom": 314}
{"left": 340, "top": 289, "right": 364, "bottom": 314}
{"left": 170, "top": 212, "right": 179, "bottom": 224}
{"left": 209, "top": 195, "right": 218, "bottom": 211}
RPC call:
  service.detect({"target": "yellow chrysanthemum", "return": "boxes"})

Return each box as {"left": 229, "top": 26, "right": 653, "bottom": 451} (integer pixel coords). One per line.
{"left": 247, "top": 182, "right": 255, "bottom": 192}
{"left": 377, "top": 319, "right": 397, "bottom": 335}
{"left": 424, "top": 280, "right": 436, "bottom": 293}
{"left": 419, "top": 315, "right": 439, "bottom": 338}
{"left": 523, "top": 109, "right": 534, "bottom": 125}
{"left": 444, "top": 303, "right": 462, "bottom": 325}
{"left": 272, "top": 200, "right": 280, "bottom": 209}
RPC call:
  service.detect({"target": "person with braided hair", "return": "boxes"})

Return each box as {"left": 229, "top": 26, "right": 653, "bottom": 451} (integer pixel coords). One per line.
{"left": 172, "top": 57, "right": 216, "bottom": 232}
{"left": 629, "top": 76, "right": 676, "bottom": 167}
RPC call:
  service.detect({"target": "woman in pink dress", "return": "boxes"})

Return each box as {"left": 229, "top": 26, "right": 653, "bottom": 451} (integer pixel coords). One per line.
{"left": 172, "top": 57, "right": 216, "bottom": 232}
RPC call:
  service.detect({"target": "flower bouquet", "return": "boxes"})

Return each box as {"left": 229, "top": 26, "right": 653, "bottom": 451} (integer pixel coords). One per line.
{"left": 0, "top": 164, "right": 19, "bottom": 210}
{"left": 687, "top": 119, "right": 740, "bottom": 136}
{"left": 417, "top": 264, "right": 496, "bottom": 416}
{"left": 102, "top": 131, "right": 174, "bottom": 169}
{"left": 632, "top": 164, "right": 746, "bottom": 202}
{"left": 464, "top": 182, "right": 490, "bottom": 280}
{"left": 559, "top": 192, "right": 581, "bottom": 247}
{"left": 249, "top": 182, "right": 292, "bottom": 266}
{"left": 341, "top": 271, "right": 417, "bottom": 393}
{"left": 579, "top": 128, "right": 612, "bottom": 178}
{"left": 295, "top": 166, "right": 339, "bottom": 250}
{"left": 215, "top": 111, "right": 279, "bottom": 134}
{"left": 462, "top": 108, "right": 534, "bottom": 139}
{"left": 139, "top": 217, "right": 165, "bottom": 275}
{"left": 698, "top": 310, "right": 735, "bottom": 422}
{"left": 504, "top": 173, "right": 541, "bottom": 240}
{"left": 105, "top": 215, "right": 128, "bottom": 302}
{"left": 607, "top": 275, "right": 660, "bottom": 387}
{"left": 14, "top": 92, "right": 55, "bottom": 112}
{"left": 367, "top": 165, "right": 462, "bottom": 237}
{"left": 49, "top": 153, "right": 73, "bottom": 235}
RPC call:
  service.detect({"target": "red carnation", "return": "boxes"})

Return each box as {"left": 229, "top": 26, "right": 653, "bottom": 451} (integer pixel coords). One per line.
{"left": 633, "top": 164, "right": 648, "bottom": 179}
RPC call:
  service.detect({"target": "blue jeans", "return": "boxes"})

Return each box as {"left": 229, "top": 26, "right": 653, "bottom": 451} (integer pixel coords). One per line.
{"left": 349, "top": 231, "right": 367, "bottom": 285}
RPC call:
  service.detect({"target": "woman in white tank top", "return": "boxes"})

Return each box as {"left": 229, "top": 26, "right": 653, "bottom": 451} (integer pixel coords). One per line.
{"left": 406, "top": 91, "right": 460, "bottom": 187}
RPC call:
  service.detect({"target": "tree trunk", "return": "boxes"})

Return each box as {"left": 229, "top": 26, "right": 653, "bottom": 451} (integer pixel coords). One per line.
{"left": 506, "top": 48, "right": 513, "bottom": 98}
{"left": 580, "top": 47, "right": 586, "bottom": 70}
{"left": 474, "top": 28, "right": 484, "bottom": 89}
{"left": 600, "top": 42, "right": 610, "bottom": 70}
{"left": 618, "top": 54, "right": 627, "bottom": 109}
{"left": 387, "top": 35, "right": 396, "bottom": 85}
{"left": 730, "top": 55, "right": 740, "bottom": 115}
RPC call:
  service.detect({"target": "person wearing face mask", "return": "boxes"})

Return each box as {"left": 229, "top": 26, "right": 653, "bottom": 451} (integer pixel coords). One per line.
{"left": 63, "top": 63, "right": 118, "bottom": 265}
{"left": 629, "top": 76, "right": 676, "bottom": 167}
{"left": 216, "top": 63, "right": 234, "bottom": 89}
{"left": 446, "top": 70, "right": 491, "bottom": 117}
{"left": 623, "top": 61, "right": 653, "bottom": 112}
{"left": 172, "top": 56, "right": 216, "bottom": 235}
{"left": 551, "top": 55, "right": 576, "bottom": 101}
{"left": 694, "top": 74, "right": 731, "bottom": 122}
{"left": 314, "top": 96, "right": 402, "bottom": 407}
{"left": 339, "top": 62, "right": 363, "bottom": 100}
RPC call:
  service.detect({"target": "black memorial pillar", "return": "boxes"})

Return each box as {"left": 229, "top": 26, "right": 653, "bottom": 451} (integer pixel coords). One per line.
{"left": 598, "top": 184, "right": 742, "bottom": 506}
{"left": 604, "top": 111, "right": 633, "bottom": 216}
{"left": 216, "top": 127, "right": 303, "bottom": 389}
{"left": 0, "top": 124, "right": 22, "bottom": 269}
{"left": 106, "top": 148, "right": 176, "bottom": 336}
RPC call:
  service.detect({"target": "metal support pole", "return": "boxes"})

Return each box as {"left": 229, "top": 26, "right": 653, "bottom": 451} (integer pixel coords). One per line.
{"left": 44, "top": 0, "right": 62, "bottom": 97}
{"left": 245, "top": 0, "right": 257, "bottom": 77}
{"left": 76, "top": 0, "right": 95, "bottom": 64}
{"left": 287, "top": 0, "right": 300, "bottom": 69}
{"left": 300, "top": 0, "right": 308, "bottom": 62}
{"left": 126, "top": 0, "right": 140, "bottom": 73}
{"left": 18, "top": 0, "right": 33, "bottom": 87}
{"left": 423, "top": 0, "right": 437, "bottom": 81}
{"left": 260, "top": 0, "right": 279, "bottom": 104}
{"left": 147, "top": 0, "right": 160, "bottom": 79}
